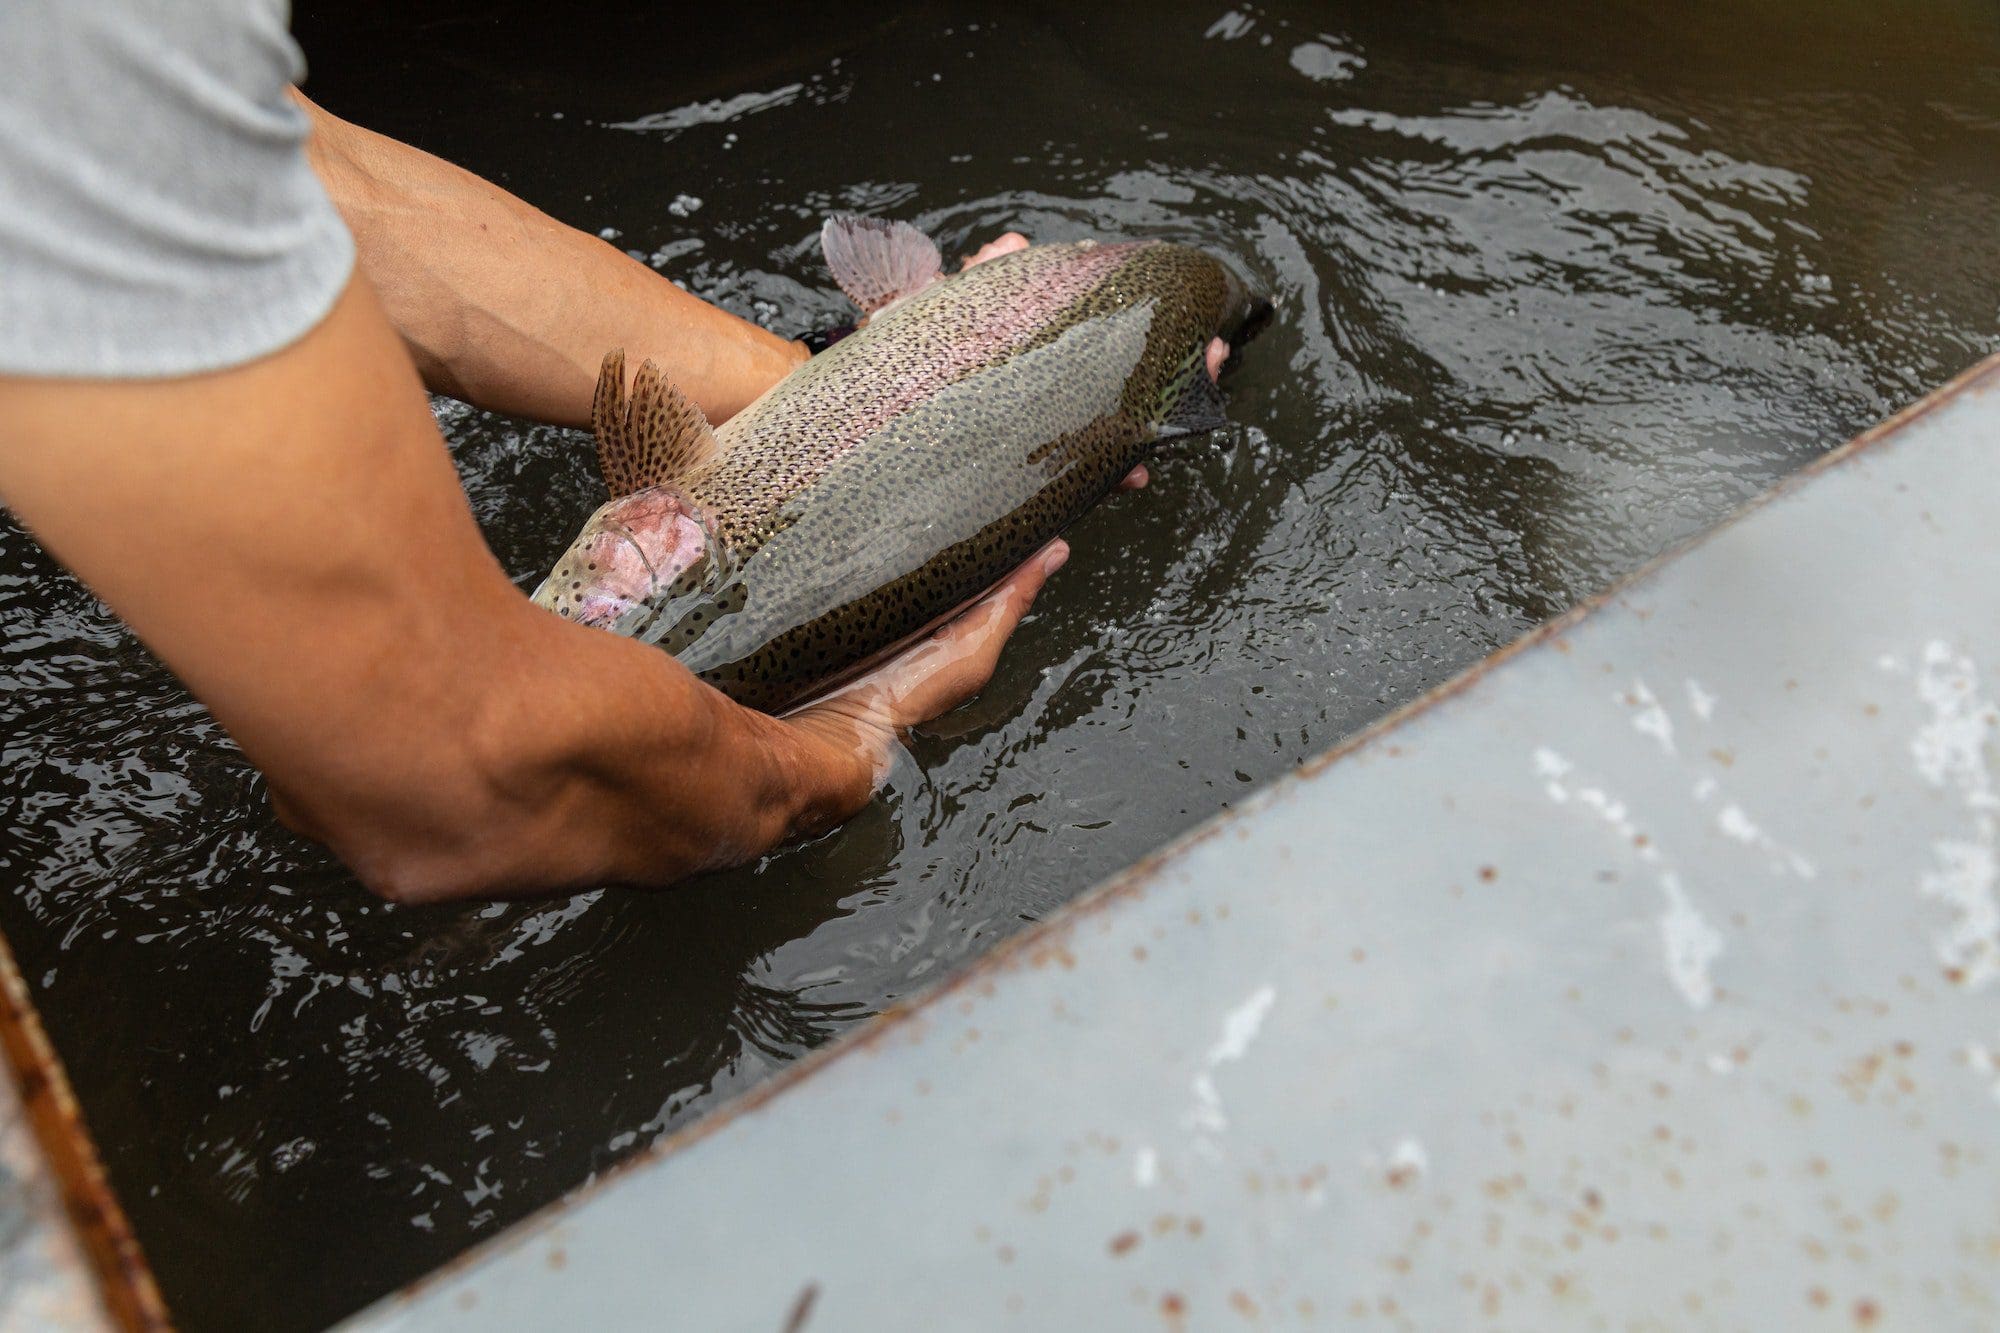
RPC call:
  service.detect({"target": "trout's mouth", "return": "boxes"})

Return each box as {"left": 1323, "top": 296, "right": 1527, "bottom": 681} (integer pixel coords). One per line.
{"left": 1217, "top": 263, "right": 1274, "bottom": 355}
{"left": 532, "top": 487, "right": 711, "bottom": 630}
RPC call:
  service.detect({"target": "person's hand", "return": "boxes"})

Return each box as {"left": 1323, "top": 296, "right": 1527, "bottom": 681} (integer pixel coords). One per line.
{"left": 780, "top": 538, "right": 1071, "bottom": 808}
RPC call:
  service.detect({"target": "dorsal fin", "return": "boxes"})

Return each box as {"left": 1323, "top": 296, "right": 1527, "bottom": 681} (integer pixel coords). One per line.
{"left": 821, "top": 215, "right": 944, "bottom": 315}
{"left": 591, "top": 349, "right": 721, "bottom": 497}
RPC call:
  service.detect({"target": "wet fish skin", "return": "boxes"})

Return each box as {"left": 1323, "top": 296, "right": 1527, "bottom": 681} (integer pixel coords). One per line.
{"left": 535, "top": 232, "right": 1248, "bottom": 713}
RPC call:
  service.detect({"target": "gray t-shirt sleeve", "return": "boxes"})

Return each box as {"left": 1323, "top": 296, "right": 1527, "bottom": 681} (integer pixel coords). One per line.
{"left": 0, "top": 1, "right": 356, "bottom": 378}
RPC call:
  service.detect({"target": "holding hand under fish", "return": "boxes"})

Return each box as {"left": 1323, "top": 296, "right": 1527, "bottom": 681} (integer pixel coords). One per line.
{"left": 534, "top": 216, "right": 1261, "bottom": 713}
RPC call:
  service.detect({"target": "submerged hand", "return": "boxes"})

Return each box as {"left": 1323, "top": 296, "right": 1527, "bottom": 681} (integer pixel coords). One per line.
{"left": 782, "top": 539, "right": 1070, "bottom": 799}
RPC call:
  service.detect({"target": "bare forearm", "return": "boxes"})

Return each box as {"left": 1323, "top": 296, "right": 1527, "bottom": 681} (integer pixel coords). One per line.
{"left": 294, "top": 92, "right": 806, "bottom": 426}
{"left": 0, "top": 276, "right": 858, "bottom": 903}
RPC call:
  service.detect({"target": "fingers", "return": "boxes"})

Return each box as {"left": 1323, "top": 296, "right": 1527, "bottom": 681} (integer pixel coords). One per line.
{"left": 1206, "top": 337, "right": 1227, "bottom": 382}
{"left": 785, "top": 536, "right": 1069, "bottom": 768}
{"left": 1118, "top": 464, "right": 1149, "bottom": 491}
{"left": 962, "top": 232, "right": 1029, "bottom": 269}
{"left": 904, "top": 539, "right": 1066, "bottom": 715}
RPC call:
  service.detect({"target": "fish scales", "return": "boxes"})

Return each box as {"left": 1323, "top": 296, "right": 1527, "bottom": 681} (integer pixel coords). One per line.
{"left": 535, "top": 232, "right": 1245, "bottom": 713}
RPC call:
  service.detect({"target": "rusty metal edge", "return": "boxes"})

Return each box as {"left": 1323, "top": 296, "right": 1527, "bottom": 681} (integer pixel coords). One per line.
{"left": 0, "top": 930, "right": 171, "bottom": 1330}
{"left": 348, "top": 347, "right": 1992, "bottom": 1320}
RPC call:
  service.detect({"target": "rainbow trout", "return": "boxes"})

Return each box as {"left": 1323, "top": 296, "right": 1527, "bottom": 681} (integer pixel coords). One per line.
{"left": 533, "top": 216, "right": 1253, "bottom": 712}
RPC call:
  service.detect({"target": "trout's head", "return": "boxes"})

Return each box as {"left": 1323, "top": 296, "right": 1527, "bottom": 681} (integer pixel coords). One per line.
{"left": 532, "top": 487, "right": 710, "bottom": 630}
{"left": 1213, "top": 258, "right": 1273, "bottom": 353}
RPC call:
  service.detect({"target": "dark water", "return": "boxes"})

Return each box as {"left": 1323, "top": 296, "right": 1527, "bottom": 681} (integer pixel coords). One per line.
{"left": 3, "top": 1, "right": 1996, "bottom": 1326}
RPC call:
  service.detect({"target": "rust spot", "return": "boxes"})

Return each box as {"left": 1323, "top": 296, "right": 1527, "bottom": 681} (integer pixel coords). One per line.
{"left": 547, "top": 1246, "right": 567, "bottom": 1271}
{"left": 1160, "top": 1292, "right": 1187, "bottom": 1317}
{"left": 1351, "top": 947, "right": 1367, "bottom": 963}
{"left": 1187, "top": 1216, "right": 1205, "bottom": 1238}
{"left": 1855, "top": 1297, "right": 1881, "bottom": 1325}
{"left": 1478, "top": 865, "right": 1497, "bottom": 883}
{"left": 0, "top": 930, "right": 170, "bottom": 1331}
{"left": 1582, "top": 1188, "right": 1604, "bottom": 1211}
{"left": 1709, "top": 747, "right": 1735, "bottom": 767}
{"left": 1229, "top": 1290, "right": 1259, "bottom": 1318}
{"left": 997, "top": 1245, "right": 1015, "bottom": 1264}
{"left": 1109, "top": 1230, "right": 1141, "bottom": 1257}
{"left": 1808, "top": 1287, "right": 1830, "bottom": 1308}
{"left": 1132, "top": 945, "right": 1149, "bottom": 962}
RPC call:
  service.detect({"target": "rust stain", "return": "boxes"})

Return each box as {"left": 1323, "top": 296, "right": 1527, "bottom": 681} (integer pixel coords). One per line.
{"left": 1108, "top": 1230, "right": 1141, "bottom": 1256}
{"left": 781, "top": 1281, "right": 819, "bottom": 1333}
{"left": 0, "top": 931, "right": 170, "bottom": 1330}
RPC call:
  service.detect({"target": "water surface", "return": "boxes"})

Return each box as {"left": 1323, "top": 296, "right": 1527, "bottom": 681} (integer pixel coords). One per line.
{"left": 2, "top": 1, "right": 1996, "bottom": 1326}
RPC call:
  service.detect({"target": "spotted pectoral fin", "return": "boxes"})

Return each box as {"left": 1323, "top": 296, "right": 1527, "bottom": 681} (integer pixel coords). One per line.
{"left": 592, "top": 349, "right": 721, "bottom": 497}
{"left": 821, "top": 215, "right": 944, "bottom": 315}
{"left": 1156, "top": 364, "right": 1231, "bottom": 440}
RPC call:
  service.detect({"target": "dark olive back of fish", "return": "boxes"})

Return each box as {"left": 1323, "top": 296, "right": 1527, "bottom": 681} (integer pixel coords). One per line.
{"left": 632, "top": 240, "right": 1238, "bottom": 712}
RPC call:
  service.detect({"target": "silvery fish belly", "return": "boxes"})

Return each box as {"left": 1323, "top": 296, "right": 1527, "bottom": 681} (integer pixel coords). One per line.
{"left": 533, "top": 216, "right": 1249, "bottom": 714}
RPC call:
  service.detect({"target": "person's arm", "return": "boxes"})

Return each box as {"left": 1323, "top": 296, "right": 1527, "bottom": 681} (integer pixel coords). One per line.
{"left": 292, "top": 91, "right": 806, "bottom": 427}
{"left": 0, "top": 271, "right": 1061, "bottom": 903}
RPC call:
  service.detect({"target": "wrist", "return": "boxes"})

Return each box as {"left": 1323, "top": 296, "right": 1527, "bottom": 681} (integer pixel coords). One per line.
{"left": 741, "top": 705, "right": 875, "bottom": 846}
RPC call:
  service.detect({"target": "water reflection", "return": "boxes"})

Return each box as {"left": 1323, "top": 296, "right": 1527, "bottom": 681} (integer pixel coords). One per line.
{"left": 1, "top": 0, "right": 1995, "bottom": 1327}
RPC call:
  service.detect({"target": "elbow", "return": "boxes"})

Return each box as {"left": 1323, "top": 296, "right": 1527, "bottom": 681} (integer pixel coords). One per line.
{"left": 345, "top": 843, "right": 478, "bottom": 907}
{"left": 277, "top": 799, "right": 484, "bottom": 906}
{"left": 270, "top": 762, "right": 536, "bottom": 907}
